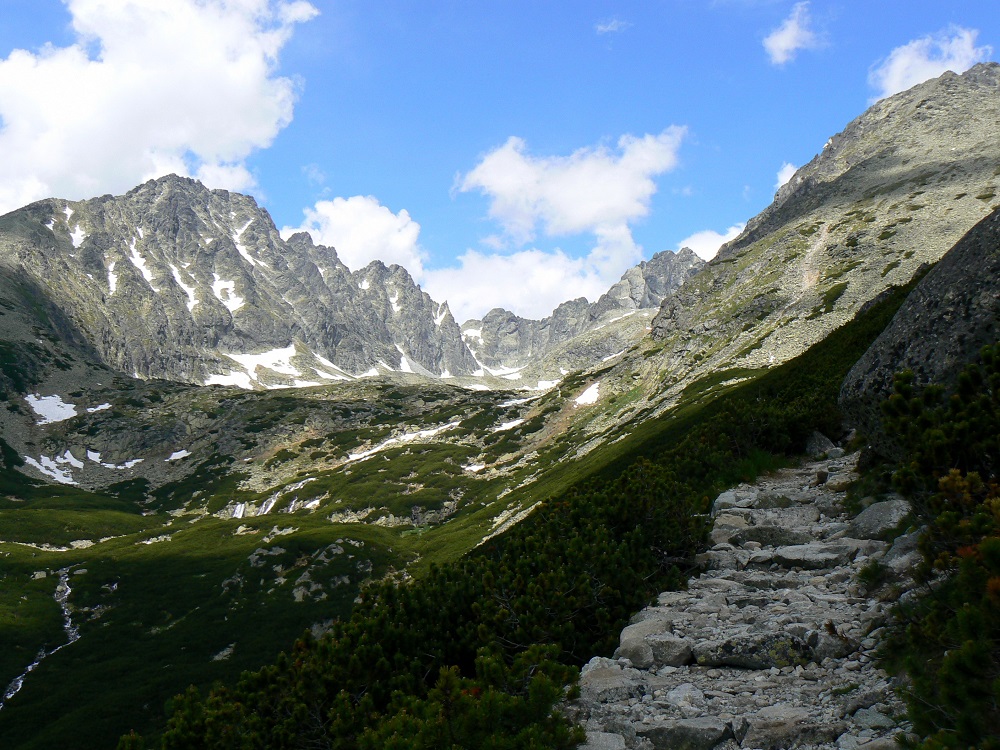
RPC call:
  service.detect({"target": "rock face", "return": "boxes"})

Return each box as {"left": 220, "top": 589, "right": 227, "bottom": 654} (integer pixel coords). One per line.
{"left": 463, "top": 249, "right": 703, "bottom": 370}
{"left": 839, "top": 206, "right": 1000, "bottom": 457}
{"left": 640, "top": 64, "right": 1000, "bottom": 415}
{"left": 0, "top": 175, "right": 696, "bottom": 389}
{"left": 0, "top": 176, "right": 479, "bottom": 385}
{"left": 569, "top": 453, "right": 916, "bottom": 750}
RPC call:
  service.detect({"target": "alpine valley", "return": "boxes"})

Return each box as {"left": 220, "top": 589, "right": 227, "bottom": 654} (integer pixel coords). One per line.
{"left": 1, "top": 64, "right": 1000, "bottom": 749}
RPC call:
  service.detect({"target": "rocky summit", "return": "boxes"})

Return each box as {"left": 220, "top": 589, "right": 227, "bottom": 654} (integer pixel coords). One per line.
{"left": 569, "top": 450, "right": 919, "bottom": 750}
{"left": 0, "top": 178, "right": 698, "bottom": 389}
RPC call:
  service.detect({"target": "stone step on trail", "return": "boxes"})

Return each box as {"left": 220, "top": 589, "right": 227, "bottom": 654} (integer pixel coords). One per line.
{"left": 567, "top": 451, "right": 917, "bottom": 750}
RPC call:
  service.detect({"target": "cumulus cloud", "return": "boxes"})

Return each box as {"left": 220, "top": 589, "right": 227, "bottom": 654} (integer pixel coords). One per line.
{"left": 775, "top": 162, "right": 798, "bottom": 190}
{"left": 677, "top": 224, "right": 745, "bottom": 262}
{"left": 868, "top": 26, "right": 992, "bottom": 100}
{"left": 458, "top": 129, "right": 686, "bottom": 243}
{"left": 0, "top": 0, "right": 317, "bottom": 214}
{"left": 288, "top": 131, "right": 685, "bottom": 322}
{"left": 282, "top": 196, "right": 427, "bottom": 276}
{"left": 763, "top": 2, "right": 819, "bottom": 65}
{"left": 423, "top": 248, "right": 612, "bottom": 323}
{"left": 285, "top": 192, "right": 645, "bottom": 321}
{"left": 435, "top": 130, "right": 684, "bottom": 319}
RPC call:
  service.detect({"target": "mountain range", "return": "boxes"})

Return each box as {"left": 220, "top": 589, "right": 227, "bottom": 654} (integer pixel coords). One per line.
{"left": 0, "top": 180, "right": 701, "bottom": 390}
{"left": 1, "top": 62, "right": 999, "bottom": 749}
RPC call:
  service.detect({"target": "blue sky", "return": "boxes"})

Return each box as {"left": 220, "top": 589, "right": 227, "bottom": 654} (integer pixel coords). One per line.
{"left": 0, "top": 1, "right": 996, "bottom": 321}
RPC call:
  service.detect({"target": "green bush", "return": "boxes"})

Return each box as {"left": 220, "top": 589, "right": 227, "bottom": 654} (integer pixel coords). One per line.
{"left": 880, "top": 344, "right": 1000, "bottom": 748}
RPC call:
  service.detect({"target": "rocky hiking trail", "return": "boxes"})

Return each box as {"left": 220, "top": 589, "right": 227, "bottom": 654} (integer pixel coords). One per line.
{"left": 569, "top": 449, "right": 921, "bottom": 750}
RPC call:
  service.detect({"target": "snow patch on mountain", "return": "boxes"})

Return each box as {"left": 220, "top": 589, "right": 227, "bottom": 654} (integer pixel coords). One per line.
{"left": 85, "top": 451, "right": 144, "bottom": 470}
{"left": 395, "top": 345, "right": 414, "bottom": 373}
{"left": 70, "top": 226, "right": 86, "bottom": 249}
{"left": 233, "top": 218, "right": 257, "bottom": 267}
{"left": 493, "top": 419, "right": 525, "bottom": 432}
{"left": 25, "top": 394, "right": 77, "bottom": 424}
{"left": 212, "top": 274, "right": 244, "bottom": 312}
{"left": 525, "top": 379, "right": 559, "bottom": 391}
{"left": 484, "top": 364, "right": 524, "bottom": 378}
{"left": 205, "top": 371, "right": 254, "bottom": 389}
{"left": 227, "top": 345, "right": 300, "bottom": 379}
{"left": 128, "top": 239, "right": 158, "bottom": 291}
{"left": 170, "top": 265, "right": 198, "bottom": 311}
{"left": 23, "top": 450, "right": 84, "bottom": 484}
{"left": 574, "top": 382, "right": 601, "bottom": 406}
{"left": 347, "top": 421, "right": 462, "bottom": 463}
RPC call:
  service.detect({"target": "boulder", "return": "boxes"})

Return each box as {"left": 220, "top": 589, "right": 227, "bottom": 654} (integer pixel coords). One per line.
{"left": 848, "top": 497, "right": 911, "bottom": 540}
{"left": 810, "top": 630, "right": 859, "bottom": 661}
{"left": 773, "top": 542, "right": 858, "bottom": 570}
{"left": 578, "top": 659, "right": 645, "bottom": 703}
{"left": 693, "top": 633, "right": 811, "bottom": 669}
{"left": 882, "top": 530, "right": 922, "bottom": 575}
{"left": 637, "top": 717, "right": 733, "bottom": 750}
{"left": 580, "top": 732, "right": 627, "bottom": 750}
{"left": 733, "top": 525, "right": 814, "bottom": 547}
{"left": 744, "top": 706, "right": 844, "bottom": 749}
{"left": 648, "top": 635, "right": 694, "bottom": 666}
{"left": 666, "top": 683, "right": 706, "bottom": 717}
{"left": 807, "top": 431, "right": 837, "bottom": 457}
{"left": 614, "top": 617, "right": 672, "bottom": 668}
{"left": 852, "top": 707, "right": 896, "bottom": 730}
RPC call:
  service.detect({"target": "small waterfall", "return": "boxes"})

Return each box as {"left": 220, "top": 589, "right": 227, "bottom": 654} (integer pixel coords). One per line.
{"left": 0, "top": 568, "right": 81, "bottom": 711}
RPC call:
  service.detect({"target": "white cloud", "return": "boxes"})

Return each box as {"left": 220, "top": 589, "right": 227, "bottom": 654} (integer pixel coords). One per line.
{"left": 282, "top": 196, "right": 426, "bottom": 275}
{"left": 763, "top": 2, "right": 818, "bottom": 65}
{"left": 596, "top": 18, "right": 632, "bottom": 35}
{"left": 458, "top": 129, "right": 686, "bottom": 243}
{"left": 434, "top": 130, "right": 685, "bottom": 320}
{"left": 286, "top": 193, "right": 644, "bottom": 322}
{"left": 868, "top": 26, "right": 992, "bottom": 100}
{"left": 288, "top": 131, "right": 684, "bottom": 322}
{"left": 677, "top": 224, "right": 745, "bottom": 262}
{"left": 0, "top": 0, "right": 318, "bottom": 214}
{"left": 423, "top": 248, "right": 612, "bottom": 323}
{"left": 775, "top": 162, "right": 798, "bottom": 190}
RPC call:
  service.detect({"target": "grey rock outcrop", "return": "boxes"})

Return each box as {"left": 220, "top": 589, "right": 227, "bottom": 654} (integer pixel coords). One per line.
{"left": 639, "top": 64, "right": 1000, "bottom": 421}
{"left": 839, "top": 206, "right": 1000, "bottom": 457}
{"left": 570, "top": 453, "right": 916, "bottom": 750}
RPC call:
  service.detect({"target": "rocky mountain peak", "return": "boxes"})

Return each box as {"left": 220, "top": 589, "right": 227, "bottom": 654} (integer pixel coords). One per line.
{"left": 0, "top": 175, "right": 697, "bottom": 390}
{"left": 722, "top": 62, "right": 1000, "bottom": 261}
{"left": 643, "top": 63, "right": 1000, "bottom": 414}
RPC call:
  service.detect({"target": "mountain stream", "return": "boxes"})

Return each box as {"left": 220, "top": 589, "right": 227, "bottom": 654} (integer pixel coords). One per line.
{"left": 0, "top": 568, "right": 81, "bottom": 711}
